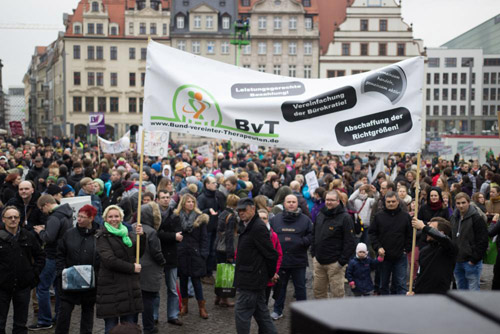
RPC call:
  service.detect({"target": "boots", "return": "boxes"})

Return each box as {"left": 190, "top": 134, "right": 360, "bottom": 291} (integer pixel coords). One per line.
{"left": 180, "top": 298, "right": 189, "bottom": 316}
{"left": 214, "top": 295, "right": 221, "bottom": 306}
{"left": 220, "top": 298, "right": 235, "bottom": 307}
{"left": 198, "top": 300, "right": 209, "bottom": 319}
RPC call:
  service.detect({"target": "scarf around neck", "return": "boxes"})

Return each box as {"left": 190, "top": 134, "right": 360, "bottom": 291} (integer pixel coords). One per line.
{"left": 180, "top": 210, "right": 197, "bottom": 232}
{"left": 105, "top": 222, "right": 132, "bottom": 247}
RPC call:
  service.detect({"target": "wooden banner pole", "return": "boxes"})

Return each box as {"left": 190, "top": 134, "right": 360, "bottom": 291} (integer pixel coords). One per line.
{"left": 408, "top": 151, "right": 421, "bottom": 294}
{"left": 136, "top": 130, "right": 146, "bottom": 264}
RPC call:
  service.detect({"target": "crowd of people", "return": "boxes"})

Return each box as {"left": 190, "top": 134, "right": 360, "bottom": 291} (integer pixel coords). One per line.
{"left": 0, "top": 135, "right": 499, "bottom": 334}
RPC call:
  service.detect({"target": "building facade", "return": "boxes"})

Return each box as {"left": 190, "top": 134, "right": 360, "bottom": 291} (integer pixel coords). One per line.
{"left": 238, "top": 0, "right": 320, "bottom": 78}
{"left": 319, "top": 0, "right": 424, "bottom": 78}
{"left": 60, "top": 0, "right": 170, "bottom": 139}
{"left": 425, "top": 14, "right": 500, "bottom": 137}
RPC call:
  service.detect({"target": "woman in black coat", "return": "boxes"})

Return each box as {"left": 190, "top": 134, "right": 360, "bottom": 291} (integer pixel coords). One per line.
{"left": 259, "top": 174, "right": 280, "bottom": 200}
{"left": 55, "top": 205, "right": 101, "bottom": 334}
{"left": 95, "top": 205, "right": 145, "bottom": 334}
{"left": 0, "top": 172, "right": 21, "bottom": 205}
{"left": 175, "top": 193, "right": 209, "bottom": 319}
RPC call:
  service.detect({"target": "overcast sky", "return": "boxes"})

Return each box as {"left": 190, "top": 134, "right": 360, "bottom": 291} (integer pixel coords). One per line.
{"left": 0, "top": 0, "right": 499, "bottom": 89}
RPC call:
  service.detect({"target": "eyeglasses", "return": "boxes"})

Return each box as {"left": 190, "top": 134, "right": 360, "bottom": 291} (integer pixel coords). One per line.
{"left": 3, "top": 216, "right": 20, "bottom": 220}
{"left": 77, "top": 215, "right": 89, "bottom": 219}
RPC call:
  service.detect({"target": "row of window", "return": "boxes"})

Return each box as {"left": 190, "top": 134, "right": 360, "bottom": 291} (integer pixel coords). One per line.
{"left": 256, "top": 16, "right": 313, "bottom": 30}
{"left": 73, "top": 96, "right": 144, "bottom": 113}
{"left": 175, "top": 15, "right": 231, "bottom": 30}
{"left": 425, "top": 88, "right": 476, "bottom": 101}
{"left": 426, "top": 72, "right": 476, "bottom": 85}
{"left": 341, "top": 42, "right": 405, "bottom": 57}
{"left": 241, "top": 64, "right": 312, "bottom": 78}
{"left": 130, "top": 22, "right": 167, "bottom": 36}
{"left": 325, "top": 70, "right": 368, "bottom": 78}
{"left": 175, "top": 40, "right": 314, "bottom": 56}
{"left": 359, "top": 19, "right": 389, "bottom": 32}
{"left": 72, "top": 45, "right": 147, "bottom": 60}
{"left": 239, "top": 0, "right": 312, "bottom": 6}
{"left": 484, "top": 72, "right": 500, "bottom": 85}
{"left": 73, "top": 72, "right": 145, "bottom": 87}
{"left": 426, "top": 105, "right": 500, "bottom": 117}
{"left": 429, "top": 57, "right": 500, "bottom": 68}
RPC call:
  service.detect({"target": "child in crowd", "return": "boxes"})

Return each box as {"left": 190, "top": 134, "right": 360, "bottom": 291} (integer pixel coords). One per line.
{"left": 346, "top": 243, "right": 384, "bottom": 296}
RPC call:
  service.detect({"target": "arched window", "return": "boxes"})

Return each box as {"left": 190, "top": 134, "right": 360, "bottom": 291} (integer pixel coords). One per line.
{"left": 92, "top": 2, "right": 99, "bottom": 12}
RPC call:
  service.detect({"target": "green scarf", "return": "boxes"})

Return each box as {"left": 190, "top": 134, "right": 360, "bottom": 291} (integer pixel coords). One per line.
{"left": 104, "top": 222, "right": 132, "bottom": 248}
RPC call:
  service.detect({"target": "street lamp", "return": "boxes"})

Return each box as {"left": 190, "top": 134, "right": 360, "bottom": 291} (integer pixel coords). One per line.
{"left": 231, "top": 17, "right": 250, "bottom": 67}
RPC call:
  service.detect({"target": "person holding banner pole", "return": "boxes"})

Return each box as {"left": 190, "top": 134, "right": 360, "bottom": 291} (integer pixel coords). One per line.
{"left": 408, "top": 152, "right": 421, "bottom": 294}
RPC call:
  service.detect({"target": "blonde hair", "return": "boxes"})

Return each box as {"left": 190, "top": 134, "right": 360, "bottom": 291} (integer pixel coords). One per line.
{"left": 103, "top": 205, "right": 124, "bottom": 222}
{"left": 174, "top": 193, "right": 201, "bottom": 216}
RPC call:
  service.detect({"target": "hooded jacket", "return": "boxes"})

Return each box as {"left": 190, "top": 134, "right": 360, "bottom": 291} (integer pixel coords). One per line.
{"left": 369, "top": 202, "right": 412, "bottom": 261}
{"left": 39, "top": 204, "right": 74, "bottom": 259}
{"left": 450, "top": 204, "right": 488, "bottom": 264}
{"left": 311, "top": 202, "right": 355, "bottom": 266}
{"left": 134, "top": 203, "right": 165, "bottom": 292}
{"left": 270, "top": 209, "right": 313, "bottom": 268}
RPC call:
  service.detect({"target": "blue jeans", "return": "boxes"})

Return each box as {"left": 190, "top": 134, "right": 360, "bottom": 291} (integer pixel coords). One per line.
{"left": 273, "top": 267, "right": 307, "bottom": 315}
{"left": 379, "top": 254, "right": 407, "bottom": 295}
{"left": 164, "top": 267, "right": 180, "bottom": 320}
{"left": 36, "top": 258, "right": 58, "bottom": 325}
{"left": 454, "top": 261, "right": 482, "bottom": 291}
{"left": 104, "top": 314, "right": 136, "bottom": 334}
{"left": 153, "top": 293, "right": 159, "bottom": 321}
{"left": 179, "top": 276, "right": 204, "bottom": 301}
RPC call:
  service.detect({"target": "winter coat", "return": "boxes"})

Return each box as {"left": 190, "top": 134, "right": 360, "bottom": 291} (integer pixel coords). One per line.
{"left": 215, "top": 208, "right": 238, "bottom": 260}
{"left": 292, "top": 191, "right": 312, "bottom": 218}
{"left": 345, "top": 256, "right": 380, "bottom": 294}
{"left": 134, "top": 203, "right": 165, "bottom": 292}
{"left": 270, "top": 210, "right": 313, "bottom": 268}
{"left": 369, "top": 204, "right": 412, "bottom": 261}
{"left": 176, "top": 212, "right": 209, "bottom": 278}
{"left": 259, "top": 182, "right": 277, "bottom": 201}
{"left": 302, "top": 184, "right": 314, "bottom": 211}
{"left": 0, "top": 227, "right": 45, "bottom": 291}
{"left": 414, "top": 226, "right": 457, "bottom": 294}
{"left": 157, "top": 207, "right": 181, "bottom": 268}
{"left": 95, "top": 226, "right": 146, "bottom": 319}
{"left": 197, "top": 188, "right": 226, "bottom": 232}
{"left": 56, "top": 222, "right": 100, "bottom": 304}
{"left": 310, "top": 199, "right": 325, "bottom": 224}
{"left": 26, "top": 166, "right": 49, "bottom": 193}
{"left": 450, "top": 205, "right": 488, "bottom": 264}
{"left": 348, "top": 189, "right": 377, "bottom": 227}
{"left": 39, "top": 204, "right": 74, "bottom": 260}
{"left": 109, "top": 180, "right": 125, "bottom": 205}
{"left": 268, "top": 228, "right": 283, "bottom": 287}
{"left": 67, "top": 172, "right": 84, "bottom": 192}
{"left": 6, "top": 191, "right": 46, "bottom": 231}
{"left": 311, "top": 203, "right": 356, "bottom": 266}
{"left": 234, "top": 214, "right": 278, "bottom": 290}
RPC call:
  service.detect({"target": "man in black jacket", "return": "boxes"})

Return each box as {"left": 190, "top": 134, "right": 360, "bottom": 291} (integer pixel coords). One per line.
{"left": 234, "top": 198, "right": 278, "bottom": 334}
{"left": 26, "top": 156, "right": 48, "bottom": 193}
{"left": 0, "top": 206, "right": 45, "bottom": 334}
{"left": 30, "top": 195, "right": 73, "bottom": 330}
{"left": 411, "top": 217, "right": 457, "bottom": 294}
{"left": 6, "top": 180, "right": 46, "bottom": 231}
{"left": 311, "top": 190, "right": 355, "bottom": 299}
{"left": 156, "top": 190, "right": 183, "bottom": 326}
{"left": 270, "top": 194, "right": 312, "bottom": 320}
{"left": 369, "top": 191, "right": 412, "bottom": 295}
{"left": 451, "top": 192, "right": 488, "bottom": 290}
{"left": 197, "top": 176, "right": 226, "bottom": 284}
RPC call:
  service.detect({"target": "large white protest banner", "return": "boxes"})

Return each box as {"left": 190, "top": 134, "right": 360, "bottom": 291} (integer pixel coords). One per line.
{"left": 137, "top": 126, "right": 170, "bottom": 157}
{"left": 61, "top": 196, "right": 92, "bottom": 226}
{"left": 98, "top": 132, "right": 130, "bottom": 154}
{"left": 143, "top": 41, "right": 423, "bottom": 153}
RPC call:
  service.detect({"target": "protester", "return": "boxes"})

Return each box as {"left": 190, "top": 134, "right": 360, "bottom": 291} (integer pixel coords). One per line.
{"left": 174, "top": 193, "right": 209, "bottom": 319}
{"left": 234, "top": 198, "right": 278, "bottom": 334}
{"left": 95, "top": 205, "right": 145, "bottom": 334}
{"left": 0, "top": 206, "right": 45, "bottom": 334}
{"left": 55, "top": 205, "right": 100, "bottom": 334}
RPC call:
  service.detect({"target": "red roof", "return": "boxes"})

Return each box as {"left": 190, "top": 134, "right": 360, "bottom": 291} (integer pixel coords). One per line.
{"left": 317, "top": 0, "right": 353, "bottom": 55}
{"left": 65, "top": 0, "right": 169, "bottom": 37}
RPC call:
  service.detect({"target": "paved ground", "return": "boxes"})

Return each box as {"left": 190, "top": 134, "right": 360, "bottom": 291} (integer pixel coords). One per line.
{"left": 6, "top": 263, "right": 494, "bottom": 333}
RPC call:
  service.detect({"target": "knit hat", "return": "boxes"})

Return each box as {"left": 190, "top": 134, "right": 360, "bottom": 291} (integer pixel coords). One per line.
{"left": 61, "top": 184, "right": 75, "bottom": 196}
{"left": 94, "top": 178, "right": 104, "bottom": 196}
{"left": 151, "top": 162, "right": 162, "bottom": 173}
{"left": 223, "top": 170, "right": 235, "bottom": 179}
{"left": 356, "top": 243, "right": 368, "bottom": 254}
{"left": 47, "top": 184, "right": 62, "bottom": 196}
{"left": 117, "top": 157, "right": 126, "bottom": 166}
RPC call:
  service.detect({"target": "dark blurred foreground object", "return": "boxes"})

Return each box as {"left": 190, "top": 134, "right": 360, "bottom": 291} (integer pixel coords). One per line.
{"left": 291, "top": 291, "right": 500, "bottom": 334}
